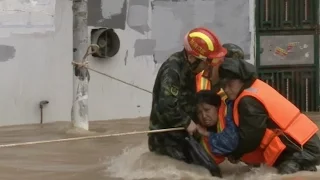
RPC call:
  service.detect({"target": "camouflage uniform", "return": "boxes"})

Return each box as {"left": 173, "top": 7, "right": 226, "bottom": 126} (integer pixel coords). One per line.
{"left": 148, "top": 50, "right": 222, "bottom": 177}
{"left": 148, "top": 50, "right": 197, "bottom": 162}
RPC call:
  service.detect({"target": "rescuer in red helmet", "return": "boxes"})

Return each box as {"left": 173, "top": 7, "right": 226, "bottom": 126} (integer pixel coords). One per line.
{"left": 148, "top": 27, "right": 227, "bottom": 177}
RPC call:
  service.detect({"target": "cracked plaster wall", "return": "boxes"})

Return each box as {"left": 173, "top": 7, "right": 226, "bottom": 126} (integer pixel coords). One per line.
{"left": 0, "top": 0, "right": 72, "bottom": 126}
{"left": 87, "top": 0, "right": 255, "bottom": 121}
{"left": 0, "top": 0, "right": 255, "bottom": 125}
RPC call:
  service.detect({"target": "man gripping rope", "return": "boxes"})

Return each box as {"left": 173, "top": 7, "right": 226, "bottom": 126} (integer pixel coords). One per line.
{"left": 148, "top": 27, "right": 227, "bottom": 177}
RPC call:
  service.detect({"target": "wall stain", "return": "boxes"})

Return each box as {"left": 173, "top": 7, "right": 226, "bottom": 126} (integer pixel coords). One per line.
{"left": 153, "top": 54, "right": 157, "bottom": 64}
{"left": 124, "top": 50, "right": 129, "bottom": 65}
{"left": 0, "top": 45, "right": 16, "bottom": 62}
{"left": 133, "top": 39, "right": 156, "bottom": 57}
{"left": 89, "top": 0, "right": 251, "bottom": 65}
{"left": 151, "top": 0, "right": 251, "bottom": 64}
{"left": 127, "top": 0, "right": 150, "bottom": 34}
{"left": 88, "top": 0, "right": 127, "bottom": 29}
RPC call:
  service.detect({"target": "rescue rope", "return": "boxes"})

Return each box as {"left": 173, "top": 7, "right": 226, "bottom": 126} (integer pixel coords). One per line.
{"left": 0, "top": 127, "right": 184, "bottom": 148}
{"left": 0, "top": 45, "right": 182, "bottom": 148}
{"left": 70, "top": 45, "right": 305, "bottom": 154}
{"left": 71, "top": 44, "right": 152, "bottom": 94}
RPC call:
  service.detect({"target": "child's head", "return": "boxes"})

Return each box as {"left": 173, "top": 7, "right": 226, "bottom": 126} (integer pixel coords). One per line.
{"left": 196, "top": 90, "right": 222, "bottom": 127}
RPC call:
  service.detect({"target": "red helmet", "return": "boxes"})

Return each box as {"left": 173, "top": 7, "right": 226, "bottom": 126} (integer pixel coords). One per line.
{"left": 183, "top": 27, "right": 227, "bottom": 61}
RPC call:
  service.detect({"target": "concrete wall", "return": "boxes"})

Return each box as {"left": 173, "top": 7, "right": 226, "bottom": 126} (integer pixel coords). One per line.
{"left": 0, "top": 0, "right": 254, "bottom": 126}
{"left": 0, "top": 0, "right": 73, "bottom": 126}
{"left": 87, "top": 0, "right": 254, "bottom": 121}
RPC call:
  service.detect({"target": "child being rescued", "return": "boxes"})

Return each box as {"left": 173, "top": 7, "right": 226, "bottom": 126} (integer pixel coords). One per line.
{"left": 195, "top": 90, "right": 239, "bottom": 165}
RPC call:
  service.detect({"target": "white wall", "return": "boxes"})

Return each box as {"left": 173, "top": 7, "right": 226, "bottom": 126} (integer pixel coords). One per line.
{"left": 0, "top": 0, "right": 255, "bottom": 126}
{"left": 87, "top": 0, "right": 255, "bottom": 121}
{"left": 88, "top": 27, "right": 157, "bottom": 120}
{"left": 0, "top": 0, "right": 73, "bottom": 126}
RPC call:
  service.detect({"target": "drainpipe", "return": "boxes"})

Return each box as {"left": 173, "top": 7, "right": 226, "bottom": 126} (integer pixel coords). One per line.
{"left": 72, "top": 0, "right": 89, "bottom": 130}
{"left": 39, "top": 100, "right": 49, "bottom": 124}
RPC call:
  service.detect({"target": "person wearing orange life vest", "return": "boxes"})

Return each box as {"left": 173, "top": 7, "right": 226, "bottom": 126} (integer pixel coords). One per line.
{"left": 217, "top": 57, "right": 320, "bottom": 174}
{"left": 194, "top": 44, "right": 245, "bottom": 164}
{"left": 148, "top": 27, "right": 227, "bottom": 177}
{"left": 195, "top": 90, "right": 239, "bottom": 165}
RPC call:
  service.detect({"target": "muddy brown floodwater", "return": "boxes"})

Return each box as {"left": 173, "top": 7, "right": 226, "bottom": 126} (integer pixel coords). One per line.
{"left": 0, "top": 115, "right": 320, "bottom": 180}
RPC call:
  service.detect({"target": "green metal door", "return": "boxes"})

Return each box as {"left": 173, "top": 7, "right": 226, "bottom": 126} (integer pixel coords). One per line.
{"left": 255, "top": 0, "right": 320, "bottom": 112}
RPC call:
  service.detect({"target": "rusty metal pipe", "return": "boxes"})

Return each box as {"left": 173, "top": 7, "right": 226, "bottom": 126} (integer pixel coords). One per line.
{"left": 39, "top": 100, "right": 49, "bottom": 124}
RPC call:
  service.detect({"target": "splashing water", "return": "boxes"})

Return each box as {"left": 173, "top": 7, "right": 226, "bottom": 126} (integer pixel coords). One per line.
{"left": 104, "top": 143, "right": 305, "bottom": 180}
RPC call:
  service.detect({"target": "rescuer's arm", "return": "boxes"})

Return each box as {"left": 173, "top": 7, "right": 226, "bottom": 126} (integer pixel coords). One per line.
{"left": 230, "top": 96, "right": 268, "bottom": 160}
{"left": 207, "top": 100, "right": 239, "bottom": 155}
{"left": 157, "top": 66, "right": 192, "bottom": 128}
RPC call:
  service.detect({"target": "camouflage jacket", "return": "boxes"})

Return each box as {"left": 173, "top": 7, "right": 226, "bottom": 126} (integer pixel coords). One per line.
{"left": 149, "top": 51, "right": 197, "bottom": 130}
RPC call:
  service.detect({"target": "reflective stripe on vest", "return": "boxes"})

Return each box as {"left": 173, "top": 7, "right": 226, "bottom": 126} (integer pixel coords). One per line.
{"left": 218, "top": 89, "right": 228, "bottom": 102}
{"left": 201, "top": 102, "right": 227, "bottom": 164}
{"left": 196, "top": 71, "right": 211, "bottom": 92}
{"left": 233, "top": 79, "right": 319, "bottom": 166}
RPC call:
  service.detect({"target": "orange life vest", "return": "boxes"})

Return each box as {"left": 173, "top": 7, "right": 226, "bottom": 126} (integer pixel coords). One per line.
{"left": 201, "top": 102, "right": 227, "bottom": 164}
{"left": 196, "top": 71, "right": 229, "bottom": 164}
{"left": 196, "top": 71, "right": 225, "bottom": 96}
{"left": 233, "top": 79, "right": 319, "bottom": 166}
{"left": 196, "top": 71, "right": 211, "bottom": 92}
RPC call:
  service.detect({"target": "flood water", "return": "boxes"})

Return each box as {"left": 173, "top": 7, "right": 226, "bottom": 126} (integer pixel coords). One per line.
{"left": 1, "top": 115, "right": 320, "bottom": 180}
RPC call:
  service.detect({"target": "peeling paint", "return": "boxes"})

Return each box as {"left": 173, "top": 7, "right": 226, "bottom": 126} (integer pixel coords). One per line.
{"left": 152, "top": 53, "right": 157, "bottom": 64}
{"left": 153, "top": 0, "right": 188, "bottom": 2}
{"left": 9, "top": 31, "right": 54, "bottom": 38}
{"left": 133, "top": 39, "right": 156, "bottom": 57}
{"left": 199, "top": 0, "right": 250, "bottom": 56}
{"left": 0, "top": 0, "right": 56, "bottom": 34}
{"left": 151, "top": 1, "right": 188, "bottom": 63}
{"left": 101, "top": 0, "right": 125, "bottom": 19}
{"left": 88, "top": 0, "right": 127, "bottom": 29}
{"left": 127, "top": 0, "right": 149, "bottom": 34}
{"left": 0, "top": 45, "right": 16, "bottom": 62}
{"left": 151, "top": 0, "right": 251, "bottom": 64}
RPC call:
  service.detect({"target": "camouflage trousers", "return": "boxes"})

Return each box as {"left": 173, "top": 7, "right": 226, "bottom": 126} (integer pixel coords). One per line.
{"left": 148, "top": 131, "right": 222, "bottom": 177}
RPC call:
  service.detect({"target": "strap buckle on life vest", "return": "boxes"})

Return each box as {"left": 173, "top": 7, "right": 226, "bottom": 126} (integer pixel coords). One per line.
{"left": 273, "top": 129, "right": 303, "bottom": 152}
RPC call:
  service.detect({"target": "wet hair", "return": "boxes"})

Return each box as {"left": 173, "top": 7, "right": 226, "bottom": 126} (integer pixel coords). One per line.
{"left": 219, "top": 68, "right": 242, "bottom": 80}
{"left": 196, "top": 90, "right": 221, "bottom": 107}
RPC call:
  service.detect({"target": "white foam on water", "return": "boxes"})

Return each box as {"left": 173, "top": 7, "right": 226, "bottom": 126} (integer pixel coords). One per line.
{"left": 104, "top": 143, "right": 213, "bottom": 180}
{"left": 104, "top": 143, "right": 306, "bottom": 180}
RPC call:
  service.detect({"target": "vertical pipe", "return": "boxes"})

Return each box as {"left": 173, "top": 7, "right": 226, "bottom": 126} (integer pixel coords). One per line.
{"left": 265, "top": 0, "right": 269, "bottom": 21}
{"left": 40, "top": 107, "right": 43, "bottom": 124}
{"left": 285, "top": 0, "right": 288, "bottom": 21}
{"left": 39, "top": 101, "right": 49, "bottom": 124}
{"left": 72, "top": 0, "right": 89, "bottom": 130}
